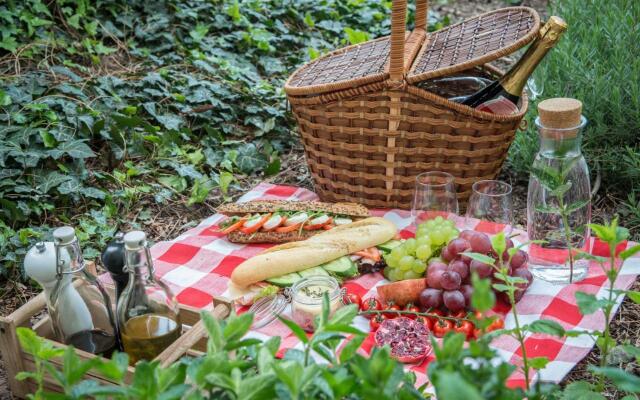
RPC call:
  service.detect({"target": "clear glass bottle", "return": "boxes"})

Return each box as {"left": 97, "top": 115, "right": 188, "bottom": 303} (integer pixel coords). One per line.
{"left": 50, "top": 226, "right": 118, "bottom": 356}
{"left": 118, "top": 231, "right": 181, "bottom": 364}
{"left": 527, "top": 98, "right": 591, "bottom": 284}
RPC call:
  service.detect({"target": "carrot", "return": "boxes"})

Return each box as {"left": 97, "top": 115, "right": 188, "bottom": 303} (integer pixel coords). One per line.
{"left": 354, "top": 250, "right": 372, "bottom": 258}
{"left": 275, "top": 223, "right": 302, "bottom": 233}
{"left": 240, "top": 213, "right": 271, "bottom": 234}
{"left": 221, "top": 217, "right": 247, "bottom": 234}
{"left": 322, "top": 224, "right": 335, "bottom": 230}
{"left": 369, "top": 247, "right": 381, "bottom": 262}
{"left": 354, "top": 247, "right": 381, "bottom": 261}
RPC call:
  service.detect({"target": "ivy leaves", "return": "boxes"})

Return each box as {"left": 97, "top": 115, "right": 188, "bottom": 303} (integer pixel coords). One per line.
{"left": 0, "top": 0, "right": 408, "bottom": 275}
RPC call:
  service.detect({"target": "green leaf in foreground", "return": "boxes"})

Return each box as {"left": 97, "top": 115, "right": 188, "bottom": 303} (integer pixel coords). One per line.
{"left": 561, "top": 381, "right": 606, "bottom": 400}
{"left": 462, "top": 252, "right": 496, "bottom": 265}
{"left": 432, "top": 371, "right": 484, "bottom": 400}
{"left": 471, "top": 272, "right": 495, "bottom": 312}
{"left": 575, "top": 291, "right": 606, "bottom": 315}
{"left": 619, "top": 244, "right": 640, "bottom": 261}
{"left": 588, "top": 366, "right": 640, "bottom": 393}
{"left": 626, "top": 291, "right": 640, "bottom": 305}
{"left": 278, "top": 317, "right": 309, "bottom": 345}
{"left": 527, "top": 320, "right": 565, "bottom": 337}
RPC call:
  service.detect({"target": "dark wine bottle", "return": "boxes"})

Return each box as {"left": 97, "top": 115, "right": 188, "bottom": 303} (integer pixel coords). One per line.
{"left": 458, "top": 16, "right": 567, "bottom": 114}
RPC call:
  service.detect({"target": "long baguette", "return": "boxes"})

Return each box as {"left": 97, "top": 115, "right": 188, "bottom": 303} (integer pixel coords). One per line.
{"left": 230, "top": 217, "right": 396, "bottom": 287}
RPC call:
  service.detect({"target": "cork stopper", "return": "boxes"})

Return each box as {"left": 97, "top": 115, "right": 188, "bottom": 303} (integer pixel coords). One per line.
{"left": 537, "top": 98, "right": 582, "bottom": 139}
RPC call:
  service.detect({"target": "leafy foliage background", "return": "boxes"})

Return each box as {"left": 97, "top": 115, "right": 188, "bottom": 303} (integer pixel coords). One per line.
{"left": 1, "top": 0, "right": 443, "bottom": 274}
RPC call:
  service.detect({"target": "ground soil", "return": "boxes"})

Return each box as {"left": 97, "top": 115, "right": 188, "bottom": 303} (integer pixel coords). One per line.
{"left": 1, "top": 0, "right": 638, "bottom": 398}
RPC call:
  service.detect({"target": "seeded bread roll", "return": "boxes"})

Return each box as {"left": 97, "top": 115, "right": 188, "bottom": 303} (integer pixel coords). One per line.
{"left": 230, "top": 217, "right": 396, "bottom": 287}
{"left": 226, "top": 229, "right": 317, "bottom": 244}
{"left": 217, "top": 200, "right": 370, "bottom": 217}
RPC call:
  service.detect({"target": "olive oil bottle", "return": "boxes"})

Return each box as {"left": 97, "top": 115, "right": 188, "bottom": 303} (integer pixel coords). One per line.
{"left": 117, "top": 231, "right": 181, "bottom": 364}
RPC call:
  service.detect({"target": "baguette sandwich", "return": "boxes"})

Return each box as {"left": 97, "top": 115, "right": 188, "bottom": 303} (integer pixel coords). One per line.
{"left": 230, "top": 217, "right": 397, "bottom": 288}
{"left": 217, "top": 200, "right": 370, "bottom": 244}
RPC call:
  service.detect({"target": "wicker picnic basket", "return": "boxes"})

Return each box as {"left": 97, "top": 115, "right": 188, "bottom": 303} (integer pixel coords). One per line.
{"left": 285, "top": 0, "right": 541, "bottom": 208}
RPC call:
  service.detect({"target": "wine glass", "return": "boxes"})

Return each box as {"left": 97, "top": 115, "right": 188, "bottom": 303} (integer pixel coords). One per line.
{"left": 411, "top": 171, "right": 459, "bottom": 225}
{"left": 465, "top": 180, "right": 513, "bottom": 234}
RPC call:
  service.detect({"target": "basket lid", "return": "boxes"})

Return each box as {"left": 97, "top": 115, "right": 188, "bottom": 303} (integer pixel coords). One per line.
{"left": 407, "top": 7, "right": 540, "bottom": 83}
{"left": 285, "top": 6, "right": 540, "bottom": 97}
{"left": 284, "top": 36, "right": 393, "bottom": 96}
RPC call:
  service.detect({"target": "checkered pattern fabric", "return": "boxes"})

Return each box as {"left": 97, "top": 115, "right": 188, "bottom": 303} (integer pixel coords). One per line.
{"left": 146, "top": 183, "right": 640, "bottom": 390}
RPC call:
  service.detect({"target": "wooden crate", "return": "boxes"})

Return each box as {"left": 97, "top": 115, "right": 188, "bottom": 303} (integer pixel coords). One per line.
{"left": 0, "top": 278, "right": 232, "bottom": 398}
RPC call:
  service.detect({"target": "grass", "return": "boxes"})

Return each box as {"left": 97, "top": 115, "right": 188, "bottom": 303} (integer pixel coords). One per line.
{"left": 507, "top": 0, "right": 640, "bottom": 205}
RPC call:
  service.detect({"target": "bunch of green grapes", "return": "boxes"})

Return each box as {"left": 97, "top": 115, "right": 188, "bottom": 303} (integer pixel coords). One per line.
{"left": 416, "top": 216, "right": 459, "bottom": 246}
{"left": 383, "top": 217, "right": 458, "bottom": 282}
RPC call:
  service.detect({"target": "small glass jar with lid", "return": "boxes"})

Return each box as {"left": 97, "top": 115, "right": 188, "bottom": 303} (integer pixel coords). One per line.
{"left": 290, "top": 276, "right": 344, "bottom": 332}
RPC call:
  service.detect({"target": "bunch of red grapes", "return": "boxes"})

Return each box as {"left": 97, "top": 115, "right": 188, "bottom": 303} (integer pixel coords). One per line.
{"left": 419, "top": 230, "right": 533, "bottom": 313}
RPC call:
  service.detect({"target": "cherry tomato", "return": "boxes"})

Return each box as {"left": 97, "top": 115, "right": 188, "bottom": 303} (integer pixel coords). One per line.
{"left": 473, "top": 328, "right": 483, "bottom": 339}
{"left": 488, "top": 318, "right": 505, "bottom": 332}
{"left": 433, "top": 319, "right": 454, "bottom": 338}
{"left": 384, "top": 303, "right": 401, "bottom": 319}
{"left": 416, "top": 316, "right": 433, "bottom": 331}
{"left": 404, "top": 303, "right": 420, "bottom": 319}
{"left": 454, "top": 321, "right": 475, "bottom": 340}
{"left": 360, "top": 297, "right": 382, "bottom": 319}
{"left": 370, "top": 314, "right": 387, "bottom": 330}
{"left": 426, "top": 308, "right": 444, "bottom": 325}
{"left": 343, "top": 292, "right": 362, "bottom": 308}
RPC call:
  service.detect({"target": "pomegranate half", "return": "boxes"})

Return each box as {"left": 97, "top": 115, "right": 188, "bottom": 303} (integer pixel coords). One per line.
{"left": 373, "top": 317, "right": 432, "bottom": 363}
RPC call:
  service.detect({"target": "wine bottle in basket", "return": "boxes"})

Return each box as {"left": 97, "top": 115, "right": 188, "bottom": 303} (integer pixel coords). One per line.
{"left": 457, "top": 16, "right": 567, "bottom": 114}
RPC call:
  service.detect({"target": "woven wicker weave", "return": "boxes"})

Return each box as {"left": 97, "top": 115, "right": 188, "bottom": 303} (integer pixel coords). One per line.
{"left": 285, "top": 1, "right": 541, "bottom": 208}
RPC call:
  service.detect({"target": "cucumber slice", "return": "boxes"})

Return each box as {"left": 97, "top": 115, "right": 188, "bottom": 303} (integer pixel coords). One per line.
{"left": 298, "top": 266, "right": 330, "bottom": 278}
{"left": 266, "top": 272, "right": 302, "bottom": 287}
{"left": 321, "top": 256, "right": 358, "bottom": 278}
{"left": 378, "top": 240, "right": 402, "bottom": 253}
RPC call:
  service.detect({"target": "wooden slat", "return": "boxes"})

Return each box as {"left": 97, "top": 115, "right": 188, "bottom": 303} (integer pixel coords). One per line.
{"left": 0, "top": 316, "right": 30, "bottom": 398}
{"left": 33, "top": 315, "right": 53, "bottom": 339}
{"left": 156, "top": 304, "right": 230, "bottom": 367}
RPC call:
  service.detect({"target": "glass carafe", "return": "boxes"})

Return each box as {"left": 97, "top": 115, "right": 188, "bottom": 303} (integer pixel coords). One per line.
{"left": 527, "top": 112, "right": 591, "bottom": 284}
{"left": 118, "top": 231, "right": 181, "bottom": 364}
{"left": 50, "top": 226, "right": 118, "bottom": 356}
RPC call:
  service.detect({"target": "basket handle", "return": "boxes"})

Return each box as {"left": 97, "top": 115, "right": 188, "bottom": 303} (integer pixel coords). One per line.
{"left": 389, "top": 0, "right": 428, "bottom": 82}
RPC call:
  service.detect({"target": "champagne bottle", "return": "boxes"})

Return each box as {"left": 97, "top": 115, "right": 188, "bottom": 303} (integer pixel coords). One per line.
{"left": 458, "top": 16, "right": 567, "bottom": 114}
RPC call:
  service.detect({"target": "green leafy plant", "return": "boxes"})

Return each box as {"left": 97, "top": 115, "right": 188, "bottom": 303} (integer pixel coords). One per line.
{"left": 572, "top": 218, "right": 640, "bottom": 397}
{"left": 17, "top": 298, "right": 426, "bottom": 399}
{"left": 462, "top": 232, "right": 552, "bottom": 391}
{"left": 2, "top": 0, "right": 445, "bottom": 277}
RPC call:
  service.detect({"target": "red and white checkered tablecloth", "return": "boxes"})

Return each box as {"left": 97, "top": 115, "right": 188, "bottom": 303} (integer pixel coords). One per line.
{"left": 147, "top": 183, "right": 640, "bottom": 391}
